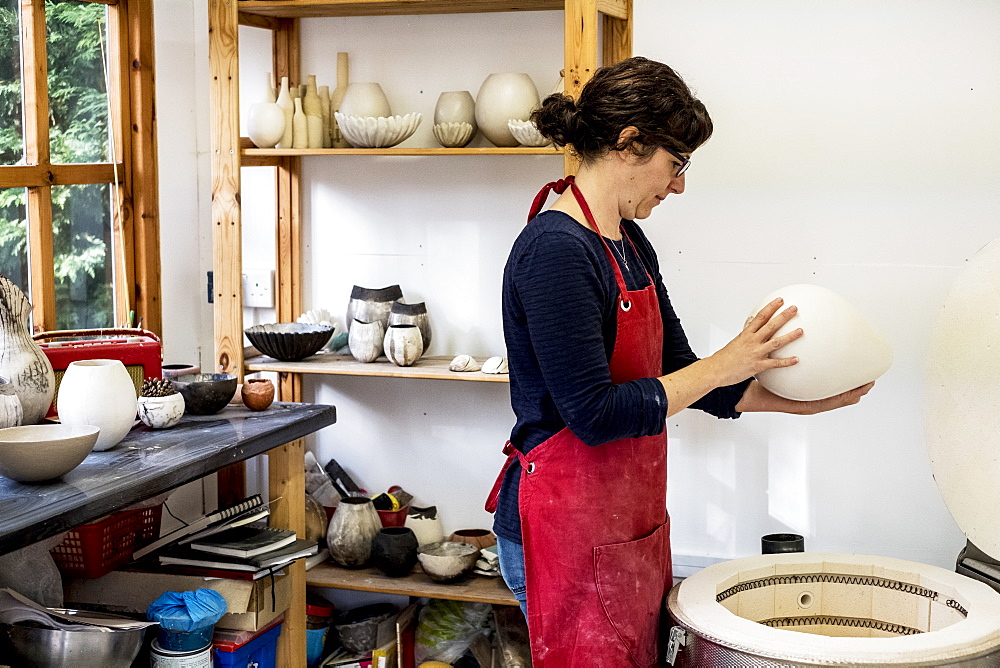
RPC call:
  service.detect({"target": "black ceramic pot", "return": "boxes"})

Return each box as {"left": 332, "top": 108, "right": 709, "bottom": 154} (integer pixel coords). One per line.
{"left": 761, "top": 533, "right": 805, "bottom": 554}
{"left": 371, "top": 527, "right": 418, "bottom": 578}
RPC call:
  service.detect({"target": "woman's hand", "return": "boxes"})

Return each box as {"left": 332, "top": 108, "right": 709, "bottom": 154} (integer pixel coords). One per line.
{"left": 704, "top": 298, "right": 804, "bottom": 388}
{"left": 735, "top": 380, "right": 875, "bottom": 415}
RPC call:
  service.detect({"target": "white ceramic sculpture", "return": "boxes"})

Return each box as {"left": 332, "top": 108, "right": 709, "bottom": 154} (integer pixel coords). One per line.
{"left": 507, "top": 119, "right": 550, "bottom": 147}
{"left": 275, "top": 76, "right": 294, "bottom": 149}
{"left": 292, "top": 98, "right": 308, "bottom": 149}
{"left": 330, "top": 52, "right": 350, "bottom": 148}
{"left": 383, "top": 324, "right": 423, "bottom": 367}
{"left": 137, "top": 393, "right": 185, "bottom": 429}
{"left": 434, "top": 91, "right": 476, "bottom": 129}
{"left": 318, "top": 85, "right": 332, "bottom": 148}
{"left": 432, "top": 122, "right": 474, "bottom": 148}
{"left": 338, "top": 82, "right": 391, "bottom": 119}
{"left": 334, "top": 112, "right": 421, "bottom": 149}
{"left": 0, "top": 277, "right": 55, "bottom": 425}
{"left": 448, "top": 355, "right": 481, "bottom": 372}
{"left": 57, "top": 359, "right": 137, "bottom": 451}
{"left": 747, "top": 284, "right": 892, "bottom": 401}
{"left": 348, "top": 319, "right": 384, "bottom": 363}
{"left": 482, "top": 357, "right": 508, "bottom": 374}
{"left": 475, "top": 73, "right": 540, "bottom": 147}
{"left": 247, "top": 102, "right": 286, "bottom": 148}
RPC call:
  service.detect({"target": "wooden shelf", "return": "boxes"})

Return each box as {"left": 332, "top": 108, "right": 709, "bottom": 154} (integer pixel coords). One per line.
{"left": 240, "top": 144, "right": 562, "bottom": 166}
{"left": 238, "top": 0, "right": 563, "bottom": 19}
{"left": 306, "top": 561, "right": 518, "bottom": 606}
{"left": 246, "top": 354, "right": 511, "bottom": 383}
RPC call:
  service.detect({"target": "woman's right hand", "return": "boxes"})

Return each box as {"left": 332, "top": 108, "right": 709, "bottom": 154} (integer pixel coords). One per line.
{"left": 706, "top": 297, "right": 803, "bottom": 387}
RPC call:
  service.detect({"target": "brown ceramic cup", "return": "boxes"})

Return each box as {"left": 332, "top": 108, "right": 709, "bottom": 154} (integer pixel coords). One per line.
{"left": 241, "top": 378, "right": 275, "bottom": 411}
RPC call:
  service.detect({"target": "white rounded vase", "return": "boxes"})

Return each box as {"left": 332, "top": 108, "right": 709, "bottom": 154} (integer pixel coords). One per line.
{"left": 747, "top": 284, "right": 893, "bottom": 401}
{"left": 475, "top": 73, "right": 540, "bottom": 147}
{"left": 348, "top": 319, "right": 385, "bottom": 364}
{"left": 247, "top": 102, "right": 286, "bottom": 148}
{"left": 57, "top": 359, "right": 137, "bottom": 451}
{"left": 383, "top": 324, "right": 423, "bottom": 367}
{"left": 338, "top": 82, "right": 391, "bottom": 119}
{"left": 434, "top": 91, "right": 476, "bottom": 130}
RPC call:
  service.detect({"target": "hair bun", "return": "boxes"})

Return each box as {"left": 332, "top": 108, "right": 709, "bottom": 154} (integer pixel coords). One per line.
{"left": 530, "top": 93, "right": 578, "bottom": 148}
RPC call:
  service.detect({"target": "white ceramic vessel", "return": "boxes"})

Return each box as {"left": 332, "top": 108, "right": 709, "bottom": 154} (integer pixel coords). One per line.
{"left": 334, "top": 112, "right": 421, "bottom": 149}
{"left": 747, "top": 284, "right": 892, "bottom": 401}
{"left": 275, "top": 76, "right": 294, "bottom": 149}
{"left": 475, "top": 73, "right": 540, "bottom": 147}
{"left": 0, "top": 277, "right": 55, "bottom": 425}
{"left": 136, "top": 393, "right": 185, "bottom": 429}
{"left": 434, "top": 91, "right": 476, "bottom": 128}
{"left": 247, "top": 102, "right": 286, "bottom": 148}
{"left": 507, "top": 119, "right": 550, "bottom": 147}
{"left": 383, "top": 324, "right": 423, "bottom": 367}
{"left": 57, "top": 359, "right": 137, "bottom": 451}
{"left": 432, "top": 122, "right": 474, "bottom": 148}
{"left": 338, "top": 82, "right": 391, "bottom": 119}
{"left": 348, "top": 319, "right": 384, "bottom": 363}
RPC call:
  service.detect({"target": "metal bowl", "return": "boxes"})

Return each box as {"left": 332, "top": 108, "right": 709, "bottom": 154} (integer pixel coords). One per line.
{"left": 244, "top": 323, "right": 334, "bottom": 362}
{"left": 1, "top": 620, "right": 146, "bottom": 668}
{"left": 170, "top": 373, "right": 237, "bottom": 415}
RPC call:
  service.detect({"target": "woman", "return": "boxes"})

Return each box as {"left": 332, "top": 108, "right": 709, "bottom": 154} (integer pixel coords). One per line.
{"left": 485, "top": 57, "right": 872, "bottom": 667}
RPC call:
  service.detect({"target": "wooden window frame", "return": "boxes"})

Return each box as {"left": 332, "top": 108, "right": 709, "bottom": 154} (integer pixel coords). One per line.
{"left": 0, "top": 0, "right": 161, "bottom": 335}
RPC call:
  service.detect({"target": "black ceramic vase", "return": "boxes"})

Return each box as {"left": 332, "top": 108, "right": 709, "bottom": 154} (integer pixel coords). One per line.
{"left": 371, "top": 527, "right": 419, "bottom": 578}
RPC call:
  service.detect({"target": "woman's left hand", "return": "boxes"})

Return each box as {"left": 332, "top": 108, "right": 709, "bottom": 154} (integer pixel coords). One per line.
{"left": 735, "top": 380, "right": 875, "bottom": 415}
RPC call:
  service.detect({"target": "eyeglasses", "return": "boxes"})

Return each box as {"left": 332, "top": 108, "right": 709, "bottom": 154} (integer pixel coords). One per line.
{"left": 663, "top": 146, "right": 691, "bottom": 177}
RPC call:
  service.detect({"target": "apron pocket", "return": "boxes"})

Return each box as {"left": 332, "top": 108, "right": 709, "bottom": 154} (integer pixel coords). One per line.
{"left": 594, "top": 522, "right": 670, "bottom": 667}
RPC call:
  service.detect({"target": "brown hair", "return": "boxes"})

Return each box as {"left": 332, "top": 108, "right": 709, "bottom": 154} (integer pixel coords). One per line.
{"left": 531, "top": 56, "right": 712, "bottom": 164}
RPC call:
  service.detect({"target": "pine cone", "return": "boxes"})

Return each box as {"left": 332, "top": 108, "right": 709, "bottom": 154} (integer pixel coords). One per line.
{"left": 141, "top": 377, "right": 176, "bottom": 397}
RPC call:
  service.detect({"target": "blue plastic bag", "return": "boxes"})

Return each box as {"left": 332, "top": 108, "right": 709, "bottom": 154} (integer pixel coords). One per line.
{"left": 147, "top": 588, "right": 227, "bottom": 632}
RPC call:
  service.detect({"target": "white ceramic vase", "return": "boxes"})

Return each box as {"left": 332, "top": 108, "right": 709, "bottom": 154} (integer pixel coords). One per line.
{"left": 404, "top": 505, "right": 445, "bottom": 546}
{"left": 338, "top": 82, "right": 391, "bottom": 119}
{"left": 434, "top": 91, "right": 476, "bottom": 129}
{"left": 383, "top": 324, "right": 423, "bottom": 367}
{"left": 0, "top": 277, "right": 55, "bottom": 425}
{"left": 292, "top": 98, "right": 308, "bottom": 149}
{"left": 348, "top": 319, "right": 384, "bottom": 363}
{"left": 318, "top": 85, "right": 332, "bottom": 148}
{"left": 247, "top": 102, "right": 286, "bottom": 148}
{"left": 276, "top": 76, "right": 294, "bottom": 149}
{"left": 137, "top": 393, "right": 185, "bottom": 429}
{"left": 748, "top": 284, "right": 893, "bottom": 401}
{"left": 330, "top": 52, "right": 350, "bottom": 148}
{"left": 57, "top": 359, "right": 137, "bottom": 451}
{"left": 327, "top": 496, "right": 382, "bottom": 568}
{"left": 475, "top": 73, "right": 540, "bottom": 147}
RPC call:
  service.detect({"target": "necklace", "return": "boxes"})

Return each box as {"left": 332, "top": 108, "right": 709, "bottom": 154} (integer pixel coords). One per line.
{"left": 610, "top": 236, "right": 630, "bottom": 272}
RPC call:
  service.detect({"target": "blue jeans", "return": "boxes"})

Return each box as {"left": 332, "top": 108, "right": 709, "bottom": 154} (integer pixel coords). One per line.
{"left": 496, "top": 535, "right": 528, "bottom": 618}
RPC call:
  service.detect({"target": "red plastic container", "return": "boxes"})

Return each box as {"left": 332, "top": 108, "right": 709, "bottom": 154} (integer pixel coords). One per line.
{"left": 50, "top": 504, "right": 163, "bottom": 578}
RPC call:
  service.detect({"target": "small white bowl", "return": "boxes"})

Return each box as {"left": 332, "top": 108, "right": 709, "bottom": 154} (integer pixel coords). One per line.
{"left": 417, "top": 541, "right": 479, "bottom": 582}
{"left": 0, "top": 424, "right": 99, "bottom": 482}
{"left": 432, "top": 122, "right": 474, "bottom": 148}
{"left": 334, "top": 112, "right": 422, "bottom": 148}
{"left": 507, "top": 119, "right": 551, "bottom": 147}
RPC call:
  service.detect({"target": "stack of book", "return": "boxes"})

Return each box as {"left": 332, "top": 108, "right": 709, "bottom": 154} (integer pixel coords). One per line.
{"left": 132, "top": 495, "right": 318, "bottom": 580}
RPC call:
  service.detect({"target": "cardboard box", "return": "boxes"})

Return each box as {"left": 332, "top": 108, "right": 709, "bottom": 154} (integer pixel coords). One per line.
{"left": 63, "top": 570, "right": 290, "bottom": 632}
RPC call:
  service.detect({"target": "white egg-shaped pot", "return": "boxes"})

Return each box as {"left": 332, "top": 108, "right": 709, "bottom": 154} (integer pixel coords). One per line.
{"left": 475, "top": 73, "right": 539, "bottom": 147}
{"left": 747, "top": 284, "right": 892, "bottom": 401}
{"left": 57, "top": 359, "right": 137, "bottom": 451}
{"left": 247, "top": 102, "right": 286, "bottom": 148}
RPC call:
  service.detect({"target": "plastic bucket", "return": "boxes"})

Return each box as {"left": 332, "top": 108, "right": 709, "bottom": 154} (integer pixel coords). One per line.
{"left": 150, "top": 638, "right": 212, "bottom": 668}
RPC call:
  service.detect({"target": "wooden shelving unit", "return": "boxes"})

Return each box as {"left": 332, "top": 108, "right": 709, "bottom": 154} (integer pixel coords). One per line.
{"left": 307, "top": 562, "right": 518, "bottom": 606}
{"left": 208, "top": 1, "right": 632, "bottom": 665}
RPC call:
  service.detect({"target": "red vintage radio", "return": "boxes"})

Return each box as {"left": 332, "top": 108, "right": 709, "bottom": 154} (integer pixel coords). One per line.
{"left": 32, "top": 328, "right": 163, "bottom": 415}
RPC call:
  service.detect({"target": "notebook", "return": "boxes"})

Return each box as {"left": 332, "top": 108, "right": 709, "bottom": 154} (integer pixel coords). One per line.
{"left": 159, "top": 539, "right": 318, "bottom": 571}
{"left": 190, "top": 526, "right": 297, "bottom": 558}
{"left": 133, "top": 495, "right": 267, "bottom": 560}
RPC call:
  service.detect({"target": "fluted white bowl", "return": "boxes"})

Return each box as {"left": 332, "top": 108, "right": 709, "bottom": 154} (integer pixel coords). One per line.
{"left": 432, "top": 122, "right": 474, "bottom": 148}
{"left": 507, "top": 119, "right": 550, "bottom": 147}
{"left": 334, "top": 112, "right": 422, "bottom": 148}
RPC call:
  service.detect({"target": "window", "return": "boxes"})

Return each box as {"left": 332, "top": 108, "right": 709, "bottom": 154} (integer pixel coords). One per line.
{"left": 0, "top": 0, "right": 159, "bottom": 334}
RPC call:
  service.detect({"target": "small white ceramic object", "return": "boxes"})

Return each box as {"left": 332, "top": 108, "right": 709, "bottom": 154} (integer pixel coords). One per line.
{"left": 338, "top": 82, "right": 391, "bottom": 119}
{"left": 0, "top": 424, "right": 99, "bottom": 482}
{"left": 448, "top": 354, "right": 481, "bottom": 372}
{"left": 57, "top": 359, "right": 137, "bottom": 451}
{"left": 405, "top": 505, "right": 444, "bottom": 546}
{"left": 383, "top": 324, "right": 423, "bottom": 367}
{"left": 297, "top": 308, "right": 333, "bottom": 326}
{"left": 247, "top": 102, "right": 286, "bottom": 148}
{"left": 434, "top": 91, "right": 476, "bottom": 128}
{"left": 507, "top": 119, "right": 550, "bottom": 147}
{"left": 334, "top": 112, "right": 422, "bottom": 148}
{"left": 475, "top": 73, "right": 540, "bottom": 147}
{"left": 747, "top": 284, "right": 892, "bottom": 401}
{"left": 481, "top": 357, "right": 508, "bottom": 374}
{"left": 432, "top": 122, "right": 474, "bottom": 148}
{"left": 136, "top": 393, "right": 185, "bottom": 429}
{"left": 348, "top": 319, "right": 384, "bottom": 363}
{"left": 417, "top": 541, "right": 479, "bottom": 582}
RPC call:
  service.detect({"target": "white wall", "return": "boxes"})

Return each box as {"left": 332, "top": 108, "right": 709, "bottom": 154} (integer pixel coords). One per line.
{"left": 154, "top": 1, "right": 1000, "bottom": 570}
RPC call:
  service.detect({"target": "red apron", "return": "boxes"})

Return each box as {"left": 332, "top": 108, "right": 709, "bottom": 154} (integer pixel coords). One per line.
{"left": 487, "top": 176, "right": 671, "bottom": 667}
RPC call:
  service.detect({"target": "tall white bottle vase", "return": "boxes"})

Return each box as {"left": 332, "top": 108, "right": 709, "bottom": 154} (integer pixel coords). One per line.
{"left": 264, "top": 71, "right": 277, "bottom": 103}
{"left": 276, "top": 76, "right": 294, "bottom": 148}
{"left": 292, "top": 98, "right": 308, "bottom": 149}
{"left": 475, "top": 73, "right": 540, "bottom": 147}
{"left": 57, "top": 359, "right": 137, "bottom": 451}
{"left": 303, "top": 75, "right": 324, "bottom": 149}
{"left": 319, "top": 85, "right": 332, "bottom": 148}
{"left": 247, "top": 102, "right": 286, "bottom": 148}
{"left": 434, "top": 91, "right": 476, "bottom": 130}
{"left": 330, "top": 52, "right": 350, "bottom": 148}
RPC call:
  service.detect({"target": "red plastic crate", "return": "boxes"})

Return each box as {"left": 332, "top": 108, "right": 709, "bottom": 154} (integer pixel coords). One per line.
{"left": 51, "top": 504, "right": 163, "bottom": 578}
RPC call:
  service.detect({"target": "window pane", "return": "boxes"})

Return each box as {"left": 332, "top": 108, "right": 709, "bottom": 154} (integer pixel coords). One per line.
{"left": 0, "top": 0, "right": 24, "bottom": 165}
{"left": 47, "top": 1, "right": 110, "bottom": 164}
{"left": 0, "top": 188, "right": 28, "bottom": 291}
{"left": 51, "top": 182, "right": 113, "bottom": 329}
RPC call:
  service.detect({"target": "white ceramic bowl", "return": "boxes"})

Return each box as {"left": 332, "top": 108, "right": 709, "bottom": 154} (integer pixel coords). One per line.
{"left": 507, "top": 119, "right": 550, "bottom": 147}
{"left": 432, "top": 122, "right": 474, "bottom": 148}
{"left": 333, "top": 112, "right": 422, "bottom": 148}
{"left": 0, "top": 424, "right": 99, "bottom": 482}
{"left": 417, "top": 541, "right": 479, "bottom": 582}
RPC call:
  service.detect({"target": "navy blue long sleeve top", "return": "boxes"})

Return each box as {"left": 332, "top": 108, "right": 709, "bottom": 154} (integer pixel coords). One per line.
{"left": 493, "top": 210, "right": 751, "bottom": 544}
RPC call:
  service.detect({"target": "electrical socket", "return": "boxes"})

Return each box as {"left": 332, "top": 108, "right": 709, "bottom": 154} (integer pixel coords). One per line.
{"left": 242, "top": 269, "right": 274, "bottom": 309}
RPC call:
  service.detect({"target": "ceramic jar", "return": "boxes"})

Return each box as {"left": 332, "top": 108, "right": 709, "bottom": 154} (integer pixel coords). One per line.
{"left": 346, "top": 285, "right": 403, "bottom": 333}
{"left": 388, "top": 302, "right": 431, "bottom": 353}
{"left": 327, "top": 496, "right": 382, "bottom": 568}
{"left": 348, "top": 319, "right": 384, "bottom": 363}
{"left": 137, "top": 393, "right": 185, "bottom": 429}
{"left": 0, "top": 377, "right": 23, "bottom": 429}
{"left": 338, "top": 82, "right": 391, "bottom": 119}
{"left": 0, "top": 277, "right": 55, "bottom": 426}
{"left": 434, "top": 91, "right": 476, "bottom": 128}
{"left": 383, "top": 324, "right": 422, "bottom": 367}
{"left": 448, "top": 528, "right": 497, "bottom": 550}
{"left": 371, "top": 527, "right": 419, "bottom": 578}
{"left": 57, "top": 359, "right": 137, "bottom": 451}
{"left": 475, "top": 73, "right": 540, "bottom": 147}
{"left": 404, "top": 505, "right": 444, "bottom": 546}
{"left": 247, "top": 102, "right": 286, "bottom": 149}
{"left": 241, "top": 378, "right": 275, "bottom": 411}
